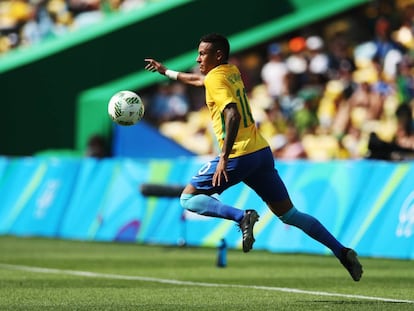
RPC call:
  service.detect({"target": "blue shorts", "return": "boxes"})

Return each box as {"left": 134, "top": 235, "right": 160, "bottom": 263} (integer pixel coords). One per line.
{"left": 190, "top": 147, "right": 290, "bottom": 203}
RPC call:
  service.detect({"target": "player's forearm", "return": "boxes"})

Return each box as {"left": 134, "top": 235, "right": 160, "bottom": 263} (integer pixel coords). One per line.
{"left": 221, "top": 104, "right": 240, "bottom": 158}
{"left": 145, "top": 58, "right": 205, "bottom": 87}
{"left": 166, "top": 70, "right": 204, "bottom": 87}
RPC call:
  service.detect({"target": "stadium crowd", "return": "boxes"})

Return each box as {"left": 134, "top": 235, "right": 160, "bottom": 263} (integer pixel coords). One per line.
{"left": 2, "top": 0, "right": 414, "bottom": 161}
{"left": 0, "top": 0, "right": 154, "bottom": 53}
{"left": 142, "top": 0, "right": 414, "bottom": 161}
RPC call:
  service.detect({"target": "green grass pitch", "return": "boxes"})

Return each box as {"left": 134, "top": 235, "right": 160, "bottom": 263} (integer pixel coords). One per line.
{"left": 0, "top": 236, "right": 413, "bottom": 310}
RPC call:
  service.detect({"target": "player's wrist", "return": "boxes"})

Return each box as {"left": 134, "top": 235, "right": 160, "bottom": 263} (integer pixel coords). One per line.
{"left": 165, "top": 69, "right": 179, "bottom": 80}
{"left": 220, "top": 152, "right": 229, "bottom": 160}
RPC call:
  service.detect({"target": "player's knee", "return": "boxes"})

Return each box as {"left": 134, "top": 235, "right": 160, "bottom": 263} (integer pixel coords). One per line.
{"left": 268, "top": 199, "right": 294, "bottom": 218}
{"left": 180, "top": 193, "right": 194, "bottom": 210}
{"left": 279, "top": 207, "right": 298, "bottom": 224}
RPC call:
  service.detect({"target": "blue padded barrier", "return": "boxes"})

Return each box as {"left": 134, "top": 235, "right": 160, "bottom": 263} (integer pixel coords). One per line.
{"left": 0, "top": 156, "right": 413, "bottom": 259}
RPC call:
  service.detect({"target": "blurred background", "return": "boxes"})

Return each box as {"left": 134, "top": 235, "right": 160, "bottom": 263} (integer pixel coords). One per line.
{"left": 0, "top": 0, "right": 413, "bottom": 160}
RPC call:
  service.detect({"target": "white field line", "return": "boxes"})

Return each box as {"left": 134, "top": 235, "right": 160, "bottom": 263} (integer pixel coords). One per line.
{"left": 0, "top": 263, "right": 413, "bottom": 304}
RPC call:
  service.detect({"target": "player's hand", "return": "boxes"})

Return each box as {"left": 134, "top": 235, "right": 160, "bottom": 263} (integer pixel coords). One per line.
{"left": 144, "top": 58, "right": 167, "bottom": 75}
{"left": 212, "top": 156, "right": 229, "bottom": 187}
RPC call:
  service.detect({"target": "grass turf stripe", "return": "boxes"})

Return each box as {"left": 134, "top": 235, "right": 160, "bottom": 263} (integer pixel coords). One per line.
{"left": 0, "top": 263, "right": 412, "bottom": 305}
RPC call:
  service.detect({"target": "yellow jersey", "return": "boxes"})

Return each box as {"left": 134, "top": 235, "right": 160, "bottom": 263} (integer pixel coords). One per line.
{"left": 204, "top": 64, "right": 269, "bottom": 158}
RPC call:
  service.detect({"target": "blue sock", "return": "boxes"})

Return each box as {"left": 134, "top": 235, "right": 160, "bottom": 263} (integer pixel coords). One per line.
{"left": 180, "top": 193, "right": 245, "bottom": 222}
{"left": 279, "top": 207, "right": 344, "bottom": 258}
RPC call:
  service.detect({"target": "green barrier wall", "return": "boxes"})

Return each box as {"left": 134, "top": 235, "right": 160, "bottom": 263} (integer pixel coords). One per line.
{"left": 0, "top": 0, "right": 368, "bottom": 155}
{"left": 0, "top": 0, "right": 189, "bottom": 156}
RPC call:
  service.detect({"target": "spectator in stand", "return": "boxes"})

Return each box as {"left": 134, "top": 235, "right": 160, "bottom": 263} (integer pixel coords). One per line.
{"left": 305, "top": 35, "right": 329, "bottom": 94}
{"left": 278, "top": 71, "right": 304, "bottom": 121}
{"left": 395, "top": 102, "right": 414, "bottom": 151}
{"left": 285, "top": 36, "right": 308, "bottom": 88}
{"left": 326, "top": 31, "right": 356, "bottom": 80}
{"left": 373, "top": 17, "right": 403, "bottom": 66}
{"left": 146, "top": 82, "right": 190, "bottom": 126}
{"left": 348, "top": 81, "right": 382, "bottom": 127}
{"left": 68, "top": 0, "right": 103, "bottom": 29}
{"left": 373, "top": 16, "right": 405, "bottom": 81}
{"left": 46, "top": 0, "right": 74, "bottom": 36}
{"left": 109, "top": 0, "right": 147, "bottom": 12}
{"left": 292, "top": 89, "right": 320, "bottom": 137}
{"left": 342, "top": 125, "right": 365, "bottom": 159}
{"left": 273, "top": 123, "right": 307, "bottom": 160}
{"left": 318, "top": 80, "right": 347, "bottom": 135}
{"left": 278, "top": 36, "right": 311, "bottom": 123}
{"left": 20, "top": 0, "right": 56, "bottom": 46}
{"left": 393, "top": 0, "right": 414, "bottom": 50}
{"left": 395, "top": 56, "right": 414, "bottom": 105}
{"left": 367, "top": 102, "right": 414, "bottom": 160}
{"left": 250, "top": 85, "right": 288, "bottom": 151}
{"left": 0, "top": 0, "right": 34, "bottom": 51}
{"left": 260, "top": 42, "right": 288, "bottom": 101}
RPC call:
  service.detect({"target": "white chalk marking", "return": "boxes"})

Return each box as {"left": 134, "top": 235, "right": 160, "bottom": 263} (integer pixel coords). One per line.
{"left": 0, "top": 263, "right": 413, "bottom": 304}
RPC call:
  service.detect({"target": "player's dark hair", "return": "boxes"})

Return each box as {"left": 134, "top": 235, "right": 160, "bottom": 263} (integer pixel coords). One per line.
{"left": 200, "top": 33, "right": 230, "bottom": 61}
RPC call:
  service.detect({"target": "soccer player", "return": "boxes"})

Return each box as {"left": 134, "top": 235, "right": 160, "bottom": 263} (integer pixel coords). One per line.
{"left": 144, "top": 33, "right": 363, "bottom": 281}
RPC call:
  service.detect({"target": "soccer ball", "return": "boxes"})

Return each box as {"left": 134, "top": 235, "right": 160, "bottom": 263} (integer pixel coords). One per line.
{"left": 108, "top": 90, "right": 145, "bottom": 126}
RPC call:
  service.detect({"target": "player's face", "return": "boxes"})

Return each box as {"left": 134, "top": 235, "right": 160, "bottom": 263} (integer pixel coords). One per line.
{"left": 197, "top": 42, "right": 221, "bottom": 75}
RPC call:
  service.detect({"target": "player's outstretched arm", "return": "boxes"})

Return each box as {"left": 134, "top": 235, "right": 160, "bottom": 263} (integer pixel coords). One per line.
{"left": 144, "top": 58, "right": 205, "bottom": 87}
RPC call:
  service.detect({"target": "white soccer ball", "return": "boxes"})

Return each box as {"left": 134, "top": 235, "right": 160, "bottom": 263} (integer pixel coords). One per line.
{"left": 108, "top": 90, "right": 145, "bottom": 126}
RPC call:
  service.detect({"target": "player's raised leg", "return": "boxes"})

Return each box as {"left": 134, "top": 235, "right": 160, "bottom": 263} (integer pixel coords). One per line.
{"left": 250, "top": 149, "right": 363, "bottom": 281}
{"left": 275, "top": 203, "right": 363, "bottom": 281}
{"left": 180, "top": 192, "right": 259, "bottom": 252}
